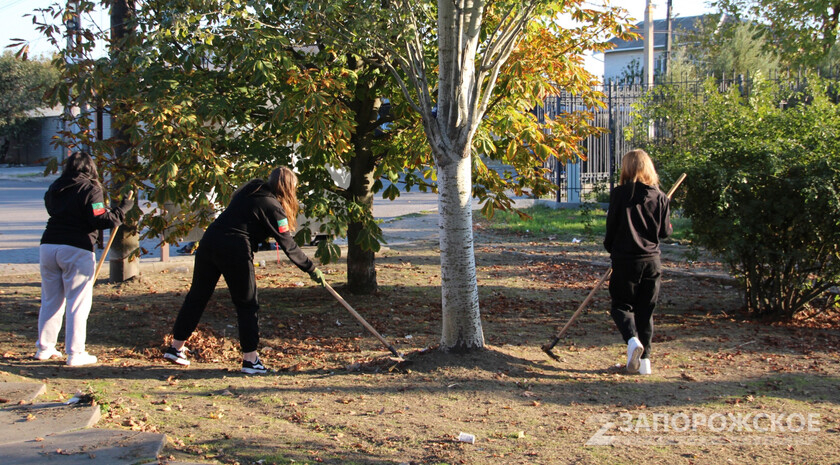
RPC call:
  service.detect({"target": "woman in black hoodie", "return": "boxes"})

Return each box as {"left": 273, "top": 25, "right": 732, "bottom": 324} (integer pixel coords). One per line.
{"left": 164, "top": 167, "right": 325, "bottom": 374}
{"left": 36, "top": 151, "right": 133, "bottom": 366}
{"left": 604, "top": 149, "right": 672, "bottom": 375}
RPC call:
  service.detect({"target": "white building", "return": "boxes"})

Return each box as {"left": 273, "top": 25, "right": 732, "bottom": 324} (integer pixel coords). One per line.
{"left": 602, "top": 15, "right": 707, "bottom": 84}
{"left": 3, "top": 106, "right": 113, "bottom": 165}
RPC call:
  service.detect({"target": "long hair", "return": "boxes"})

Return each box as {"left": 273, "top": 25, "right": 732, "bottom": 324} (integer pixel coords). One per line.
{"left": 619, "top": 149, "right": 659, "bottom": 188}
{"left": 268, "top": 167, "right": 299, "bottom": 231}
{"left": 62, "top": 151, "right": 100, "bottom": 183}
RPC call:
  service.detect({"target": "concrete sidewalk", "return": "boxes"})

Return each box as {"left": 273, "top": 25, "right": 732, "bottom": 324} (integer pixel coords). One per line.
{"left": 0, "top": 381, "right": 175, "bottom": 465}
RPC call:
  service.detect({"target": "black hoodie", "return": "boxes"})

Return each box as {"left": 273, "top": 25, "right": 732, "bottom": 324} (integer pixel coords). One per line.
{"left": 202, "top": 179, "right": 315, "bottom": 273}
{"left": 604, "top": 181, "right": 672, "bottom": 261}
{"left": 41, "top": 174, "right": 133, "bottom": 252}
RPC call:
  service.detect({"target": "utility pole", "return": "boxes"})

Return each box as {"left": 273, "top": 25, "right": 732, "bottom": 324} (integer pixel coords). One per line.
{"left": 643, "top": 0, "right": 655, "bottom": 139}
{"left": 108, "top": 0, "right": 139, "bottom": 282}
{"left": 665, "top": 0, "right": 673, "bottom": 78}
{"left": 643, "top": 0, "right": 655, "bottom": 87}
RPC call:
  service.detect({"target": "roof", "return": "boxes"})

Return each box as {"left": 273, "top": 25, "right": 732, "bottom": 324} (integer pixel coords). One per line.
{"left": 605, "top": 15, "right": 709, "bottom": 54}
{"left": 24, "top": 106, "right": 64, "bottom": 118}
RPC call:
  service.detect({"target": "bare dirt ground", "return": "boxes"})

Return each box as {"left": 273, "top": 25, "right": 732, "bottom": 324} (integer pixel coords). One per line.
{"left": 1, "top": 227, "right": 839, "bottom": 464}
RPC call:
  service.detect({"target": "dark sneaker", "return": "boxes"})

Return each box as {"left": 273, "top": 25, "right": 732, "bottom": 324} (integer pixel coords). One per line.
{"left": 241, "top": 357, "right": 268, "bottom": 374}
{"left": 177, "top": 242, "right": 197, "bottom": 255}
{"left": 164, "top": 346, "right": 190, "bottom": 366}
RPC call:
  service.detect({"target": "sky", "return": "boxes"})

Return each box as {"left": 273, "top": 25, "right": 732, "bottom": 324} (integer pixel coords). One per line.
{"left": 0, "top": 0, "right": 715, "bottom": 74}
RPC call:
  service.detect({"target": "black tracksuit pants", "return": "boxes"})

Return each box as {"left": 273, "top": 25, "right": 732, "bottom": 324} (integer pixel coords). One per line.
{"left": 172, "top": 233, "right": 260, "bottom": 353}
{"left": 609, "top": 257, "right": 661, "bottom": 359}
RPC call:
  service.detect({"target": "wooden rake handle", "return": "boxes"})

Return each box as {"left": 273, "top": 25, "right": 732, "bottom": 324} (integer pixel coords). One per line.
{"left": 561, "top": 268, "right": 611, "bottom": 338}
{"left": 93, "top": 226, "right": 119, "bottom": 283}
{"left": 666, "top": 172, "right": 687, "bottom": 199}
{"left": 323, "top": 281, "right": 402, "bottom": 359}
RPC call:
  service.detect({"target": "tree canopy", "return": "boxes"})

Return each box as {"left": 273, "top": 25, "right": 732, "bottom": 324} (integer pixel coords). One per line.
{"left": 28, "top": 0, "right": 633, "bottom": 348}
{"left": 714, "top": 0, "right": 840, "bottom": 68}
{"left": 0, "top": 53, "right": 58, "bottom": 159}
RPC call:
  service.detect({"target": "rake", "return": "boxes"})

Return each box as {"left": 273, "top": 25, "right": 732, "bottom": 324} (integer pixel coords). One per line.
{"left": 323, "top": 281, "right": 403, "bottom": 360}
{"left": 93, "top": 226, "right": 119, "bottom": 284}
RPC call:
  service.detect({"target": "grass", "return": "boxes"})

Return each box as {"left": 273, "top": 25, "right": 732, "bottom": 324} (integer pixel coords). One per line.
{"left": 1, "top": 221, "right": 838, "bottom": 464}
{"left": 483, "top": 203, "right": 693, "bottom": 243}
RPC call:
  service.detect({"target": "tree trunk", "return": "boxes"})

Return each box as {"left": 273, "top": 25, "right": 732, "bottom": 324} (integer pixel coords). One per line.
{"left": 108, "top": 224, "right": 139, "bottom": 281}
{"left": 108, "top": 0, "right": 139, "bottom": 282}
{"left": 344, "top": 84, "right": 383, "bottom": 295}
{"left": 345, "top": 145, "right": 377, "bottom": 294}
{"left": 437, "top": 152, "right": 484, "bottom": 352}
{"left": 432, "top": 0, "right": 485, "bottom": 351}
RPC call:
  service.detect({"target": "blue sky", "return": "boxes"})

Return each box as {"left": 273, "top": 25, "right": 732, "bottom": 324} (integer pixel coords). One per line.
{"left": 0, "top": 0, "right": 109, "bottom": 59}
{"left": 0, "top": 0, "right": 714, "bottom": 74}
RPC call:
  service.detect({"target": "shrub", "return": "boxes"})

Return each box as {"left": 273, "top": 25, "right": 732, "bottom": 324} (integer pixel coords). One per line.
{"left": 635, "top": 76, "right": 840, "bottom": 319}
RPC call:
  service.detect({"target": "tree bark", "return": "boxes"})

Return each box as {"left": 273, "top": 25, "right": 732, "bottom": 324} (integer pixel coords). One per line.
{"left": 437, "top": 152, "right": 484, "bottom": 351}
{"left": 108, "top": 0, "right": 139, "bottom": 282}
{"left": 433, "top": 0, "right": 485, "bottom": 351}
{"left": 345, "top": 140, "right": 377, "bottom": 294}
{"left": 345, "top": 88, "right": 380, "bottom": 295}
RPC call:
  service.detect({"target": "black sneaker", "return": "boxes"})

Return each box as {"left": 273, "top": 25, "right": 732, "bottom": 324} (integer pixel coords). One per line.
{"left": 241, "top": 357, "right": 268, "bottom": 374}
{"left": 164, "top": 346, "right": 190, "bottom": 366}
{"left": 177, "top": 242, "right": 197, "bottom": 255}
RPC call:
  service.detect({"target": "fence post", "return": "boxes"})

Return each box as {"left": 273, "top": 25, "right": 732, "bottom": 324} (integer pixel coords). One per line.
{"left": 555, "top": 95, "right": 563, "bottom": 203}
{"left": 608, "top": 82, "right": 616, "bottom": 193}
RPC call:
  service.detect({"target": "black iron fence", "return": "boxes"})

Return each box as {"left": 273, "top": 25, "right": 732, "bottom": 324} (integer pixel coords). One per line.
{"left": 536, "top": 83, "right": 644, "bottom": 203}
{"left": 538, "top": 70, "right": 835, "bottom": 203}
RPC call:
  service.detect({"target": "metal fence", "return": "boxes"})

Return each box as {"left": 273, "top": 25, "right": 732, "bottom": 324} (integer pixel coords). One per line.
{"left": 536, "top": 83, "right": 645, "bottom": 203}
{"left": 538, "top": 70, "right": 834, "bottom": 203}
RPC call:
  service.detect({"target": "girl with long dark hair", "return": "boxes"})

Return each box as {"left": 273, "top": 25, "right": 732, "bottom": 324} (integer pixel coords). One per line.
{"left": 36, "top": 151, "right": 133, "bottom": 366}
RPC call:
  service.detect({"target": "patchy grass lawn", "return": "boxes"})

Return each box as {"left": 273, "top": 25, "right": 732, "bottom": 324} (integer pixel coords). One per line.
{"left": 1, "top": 227, "right": 838, "bottom": 464}
{"left": 486, "top": 203, "right": 694, "bottom": 244}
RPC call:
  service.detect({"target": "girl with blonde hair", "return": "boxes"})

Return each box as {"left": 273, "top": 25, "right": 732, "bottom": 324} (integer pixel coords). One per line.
{"left": 164, "top": 167, "right": 325, "bottom": 373}
{"left": 604, "top": 149, "right": 672, "bottom": 375}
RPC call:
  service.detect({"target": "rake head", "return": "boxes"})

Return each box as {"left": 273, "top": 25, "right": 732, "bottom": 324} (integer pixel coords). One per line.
{"left": 541, "top": 336, "right": 562, "bottom": 362}
{"left": 541, "top": 344, "right": 562, "bottom": 362}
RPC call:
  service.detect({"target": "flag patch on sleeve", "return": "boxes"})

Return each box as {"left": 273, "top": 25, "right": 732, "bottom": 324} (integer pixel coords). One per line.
{"left": 277, "top": 218, "right": 289, "bottom": 233}
{"left": 92, "top": 202, "right": 106, "bottom": 216}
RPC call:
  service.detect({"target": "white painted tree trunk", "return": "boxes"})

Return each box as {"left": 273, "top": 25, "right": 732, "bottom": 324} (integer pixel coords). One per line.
{"left": 431, "top": 0, "right": 486, "bottom": 351}
{"left": 437, "top": 153, "right": 484, "bottom": 351}
{"left": 385, "top": 0, "right": 533, "bottom": 351}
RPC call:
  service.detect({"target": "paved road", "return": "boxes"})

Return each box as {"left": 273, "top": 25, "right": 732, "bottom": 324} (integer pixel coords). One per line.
{"left": 0, "top": 167, "right": 443, "bottom": 274}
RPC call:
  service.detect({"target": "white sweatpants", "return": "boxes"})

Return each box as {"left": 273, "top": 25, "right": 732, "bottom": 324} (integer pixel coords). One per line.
{"left": 37, "top": 244, "right": 96, "bottom": 356}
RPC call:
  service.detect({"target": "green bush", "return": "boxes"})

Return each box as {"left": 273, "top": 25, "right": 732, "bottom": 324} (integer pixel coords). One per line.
{"left": 635, "top": 76, "right": 840, "bottom": 319}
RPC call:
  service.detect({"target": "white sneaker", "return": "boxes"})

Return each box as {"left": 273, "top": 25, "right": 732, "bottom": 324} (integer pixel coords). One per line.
{"left": 639, "top": 359, "right": 652, "bottom": 375}
{"left": 626, "top": 337, "right": 643, "bottom": 372}
{"left": 66, "top": 352, "right": 97, "bottom": 367}
{"left": 34, "top": 347, "right": 62, "bottom": 360}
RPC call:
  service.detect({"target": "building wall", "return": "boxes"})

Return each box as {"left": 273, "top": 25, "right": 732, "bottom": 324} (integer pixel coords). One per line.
{"left": 40, "top": 117, "right": 65, "bottom": 163}
{"left": 3, "top": 110, "right": 113, "bottom": 165}
{"left": 604, "top": 49, "right": 665, "bottom": 83}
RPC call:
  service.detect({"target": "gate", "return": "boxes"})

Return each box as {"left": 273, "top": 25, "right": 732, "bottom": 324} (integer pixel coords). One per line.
{"left": 536, "top": 83, "right": 647, "bottom": 203}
